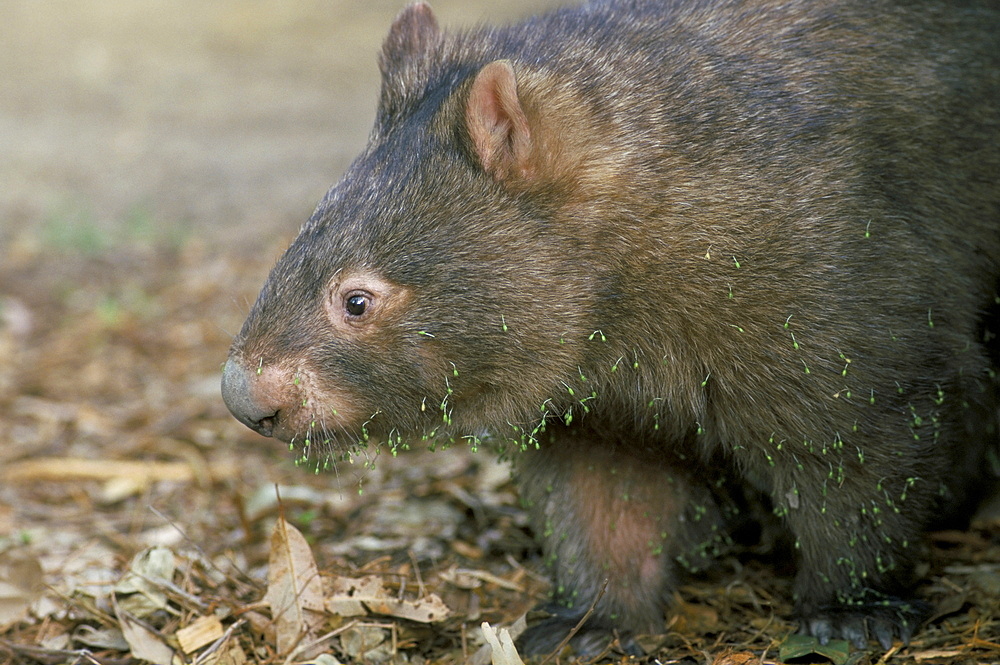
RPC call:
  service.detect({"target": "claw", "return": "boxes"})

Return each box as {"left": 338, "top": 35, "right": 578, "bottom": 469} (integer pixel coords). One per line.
{"left": 798, "top": 596, "right": 931, "bottom": 651}
{"left": 809, "top": 619, "right": 833, "bottom": 645}
{"left": 873, "top": 621, "right": 895, "bottom": 650}
{"left": 842, "top": 623, "right": 867, "bottom": 650}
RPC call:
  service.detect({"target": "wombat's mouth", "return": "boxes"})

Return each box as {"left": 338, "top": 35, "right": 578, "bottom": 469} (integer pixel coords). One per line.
{"left": 221, "top": 357, "right": 366, "bottom": 446}
{"left": 222, "top": 352, "right": 543, "bottom": 456}
{"left": 254, "top": 415, "right": 298, "bottom": 443}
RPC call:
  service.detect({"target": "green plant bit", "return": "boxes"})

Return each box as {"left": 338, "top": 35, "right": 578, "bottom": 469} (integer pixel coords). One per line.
{"left": 839, "top": 352, "right": 852, "bottom": 376}
{"left": 463, "top": 434, "right": 483, "bottom": 452}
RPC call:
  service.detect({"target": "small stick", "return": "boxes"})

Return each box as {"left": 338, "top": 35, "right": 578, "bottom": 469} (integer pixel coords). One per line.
{"left": 537, "top": 578, "right": 609, "bottom": 665}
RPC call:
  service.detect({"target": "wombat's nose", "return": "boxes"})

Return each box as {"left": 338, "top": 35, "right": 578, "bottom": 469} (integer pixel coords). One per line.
{"left": 221, "top": 358, "right": 277, "bottom": 437}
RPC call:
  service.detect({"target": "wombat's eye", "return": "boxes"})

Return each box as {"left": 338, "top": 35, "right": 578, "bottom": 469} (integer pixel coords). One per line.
{"left": 345, "top": 294, "right": 369, "bottom": 317}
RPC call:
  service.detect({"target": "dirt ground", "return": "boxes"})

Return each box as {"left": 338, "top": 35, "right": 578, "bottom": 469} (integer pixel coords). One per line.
{"left": 0, "top": 1, "right": 998, "bottom": 664}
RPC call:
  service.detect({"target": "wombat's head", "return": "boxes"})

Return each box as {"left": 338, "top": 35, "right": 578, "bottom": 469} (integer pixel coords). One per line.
{"left": 222, "top": 4, "right": 607, "bottom": 460}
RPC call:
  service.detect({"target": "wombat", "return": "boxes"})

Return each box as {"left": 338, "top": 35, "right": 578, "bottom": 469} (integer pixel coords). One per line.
{"left": 222, "top": 0, "right": 1000, "bottom": 656}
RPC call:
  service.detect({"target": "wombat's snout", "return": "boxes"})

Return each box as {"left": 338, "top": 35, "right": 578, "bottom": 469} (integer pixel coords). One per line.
{"left": 221, "top": 358, "right": 279, "bottom": 438}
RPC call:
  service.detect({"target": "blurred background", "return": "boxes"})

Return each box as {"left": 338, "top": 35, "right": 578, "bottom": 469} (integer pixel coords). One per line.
{"left": 1, "top": 0, "right": 567, "bottom": 251}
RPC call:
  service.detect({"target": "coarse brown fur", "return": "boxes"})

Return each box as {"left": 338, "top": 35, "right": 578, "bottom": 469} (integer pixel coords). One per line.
{"left": 222, "top": 0, "right": 1000, "bottom": 656}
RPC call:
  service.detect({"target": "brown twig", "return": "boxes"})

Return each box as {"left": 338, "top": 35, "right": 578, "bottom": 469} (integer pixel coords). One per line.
{"left": 537, "top": 578, "right": 609, "bottom": 665}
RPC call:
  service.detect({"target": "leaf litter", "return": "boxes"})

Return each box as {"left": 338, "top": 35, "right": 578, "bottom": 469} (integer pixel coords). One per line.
{"left": 0, "top": 242, "right": 997, "bottom": 665}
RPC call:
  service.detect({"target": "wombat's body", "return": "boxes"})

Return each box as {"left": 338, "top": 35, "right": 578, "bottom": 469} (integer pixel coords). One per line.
{"left": 222, "top": 0, "right": 1000, "bottom": 655}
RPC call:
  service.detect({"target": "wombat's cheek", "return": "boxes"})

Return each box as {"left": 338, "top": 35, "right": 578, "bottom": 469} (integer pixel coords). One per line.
{"left": 221, "top": 358, "right": 362, "bottom": 443}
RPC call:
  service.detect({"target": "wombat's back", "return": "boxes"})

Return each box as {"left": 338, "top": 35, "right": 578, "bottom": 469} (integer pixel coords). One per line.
{"left": 431, "top": 0, "right": 1000, "bottom": 447}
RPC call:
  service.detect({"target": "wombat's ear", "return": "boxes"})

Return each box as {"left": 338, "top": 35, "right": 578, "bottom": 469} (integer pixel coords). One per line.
{"left": 383, "top": 2, "right": 439, "bottom": 63}
{"left": 465, "top": 60, "right": 534, "bottom": 181}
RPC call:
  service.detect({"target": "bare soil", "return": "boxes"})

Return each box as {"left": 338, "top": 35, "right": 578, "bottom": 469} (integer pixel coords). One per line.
{"left": 0, "top": 1, "right": 997, "bottom": 663}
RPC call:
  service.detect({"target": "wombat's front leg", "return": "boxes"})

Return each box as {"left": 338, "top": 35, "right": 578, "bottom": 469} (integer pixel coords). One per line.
{"left": 515, "top": 424, "right": 727, "bottom": 656}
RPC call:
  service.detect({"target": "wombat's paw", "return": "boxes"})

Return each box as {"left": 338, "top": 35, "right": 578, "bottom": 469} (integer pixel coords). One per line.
{"left": 517, "top": 613, "right": 643, "bottom": 658}
{"left": 799, "top": 598, "right": 932, "bottom": 650}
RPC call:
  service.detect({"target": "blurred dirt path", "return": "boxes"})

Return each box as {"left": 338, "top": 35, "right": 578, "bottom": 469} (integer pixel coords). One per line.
{"left": 0, "top": 0, "right": 565, "bottom": 251}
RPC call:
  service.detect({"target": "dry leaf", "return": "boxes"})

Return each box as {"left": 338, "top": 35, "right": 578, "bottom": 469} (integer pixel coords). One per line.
{"left": 340, "top": 624, "right": 393, "bottom": 663}
{"left": 72, "top": 625, "right": 130, "bottom": 650}
{"left": 365, "top": 594, "right": 451, "bottom": 623}
{"left": 325, "top": 597, "right": 367, "bottom": 617}
{"left": 114, "top": 598, "right": 175, "bottom": 665}
{"left": 442, "top": 567, "right": 523, "bottom": 592}
{"left": 671, "top": 597, "right": 720, "bottom": 635}
{"left": 102, "top": 476, "right": 153, "bottom": 503}
{"left": 327, "top": 574, "right": 451, "bottom": 623}
{"left": 213, "top": 641, "right": 250, "bottom": 665}
{"left": 309, "top": 655, "right": 344, "bottom": 665}
{"left": 263, "top": 516, "right": 326, "bottom": 659}
{"left": 912, "top": 648, "right": 965, "bottom": 661}
{"left": 0, "top": 457, "right": 238, "bottom": 501}
{"left": 481, "top": 622, "right": 525, "bottom": 665}
{"left": 327, "top": 575, "right": 384, "bottom": 617}
{"left": 114, "top": 546, "right": 175, "bottom": 618}
{"left": 244, "top": 484, "right": 330, "bottom": 522}
{"left": 0, "top": 549, "right": 43, "bottom": 627}
{"left": 440, "top": 567, "right": 483, "bottom": 590}
{"left": 1, "top": 457, "right": 193, "bottom": 483}
{"left": 712, "top": 650, "right": 761, "bottom": 665}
